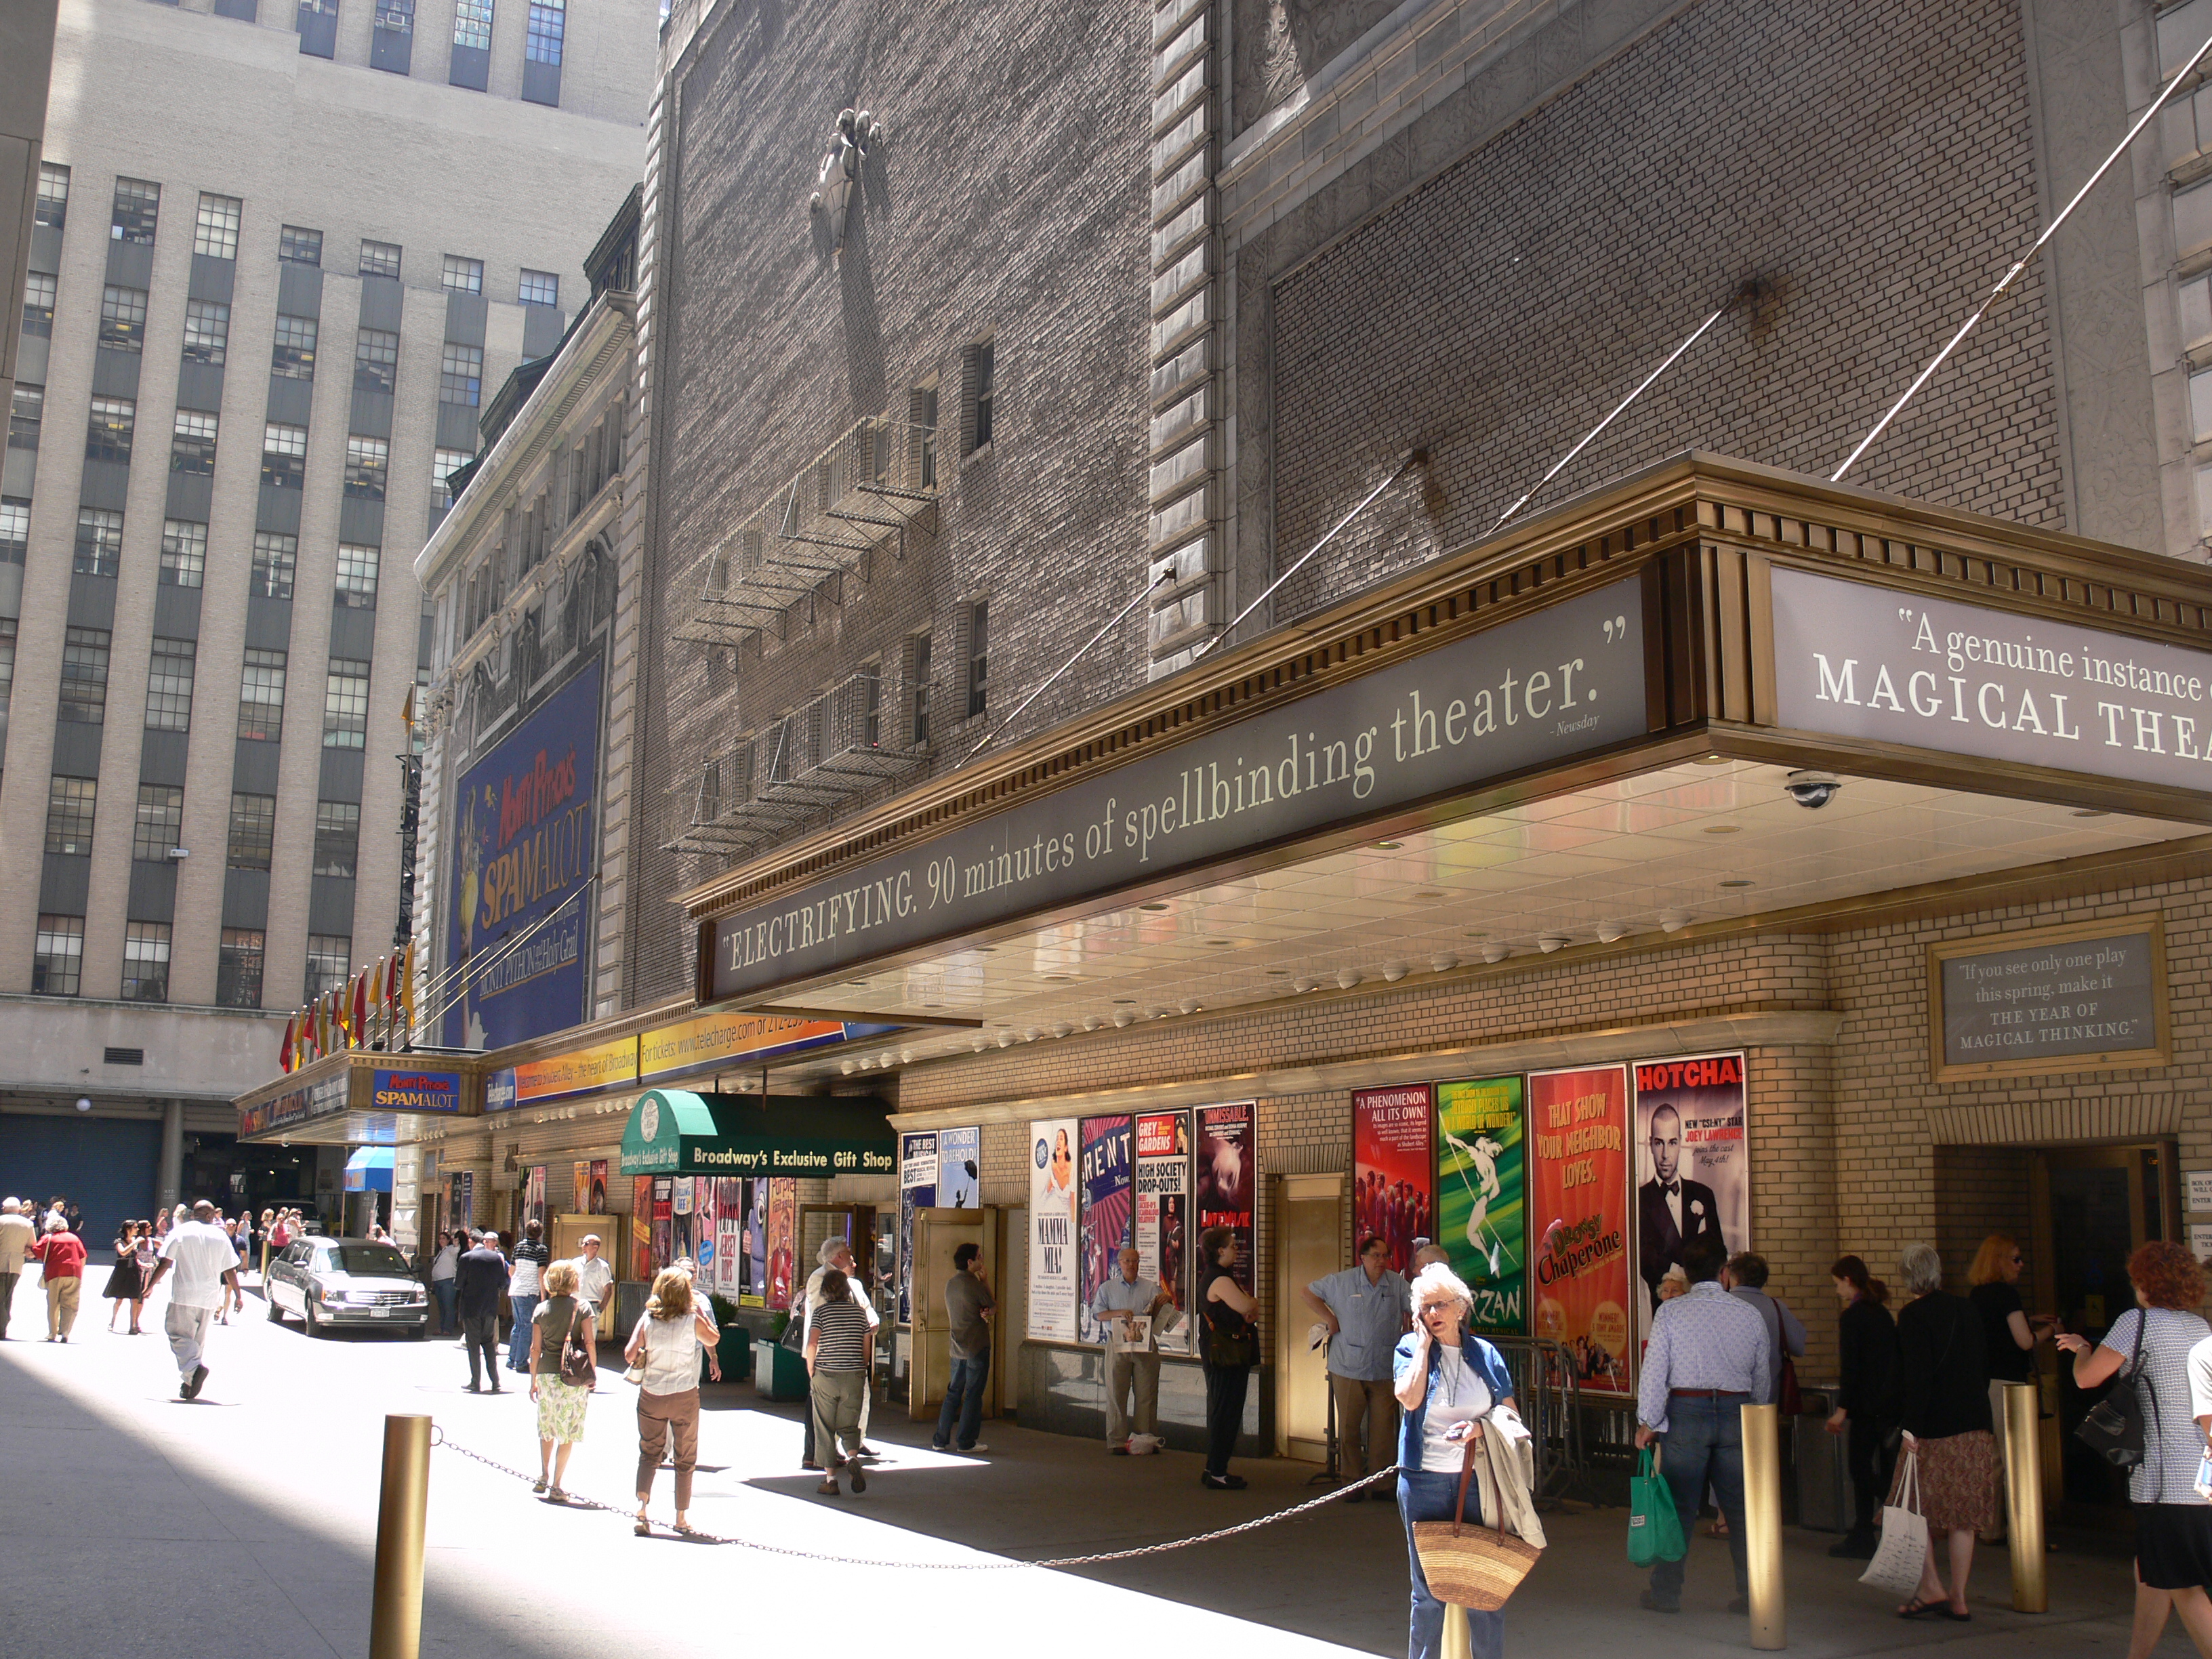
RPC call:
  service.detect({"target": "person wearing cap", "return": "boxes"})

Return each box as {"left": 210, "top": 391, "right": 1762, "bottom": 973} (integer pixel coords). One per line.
{"left": 457, "top": 1227, "right": 512, "bottom": 1393}
{"left": 29, "top": 1212, "right": 87, "bottom": 1341}
{"left": 0, "top": 1198, "right": 33, "bottom": 1337}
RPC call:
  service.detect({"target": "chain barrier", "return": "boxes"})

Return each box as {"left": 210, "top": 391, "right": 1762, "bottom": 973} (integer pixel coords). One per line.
{"left": 428, "top": 1425, "right": 1402, "bottom": 1569}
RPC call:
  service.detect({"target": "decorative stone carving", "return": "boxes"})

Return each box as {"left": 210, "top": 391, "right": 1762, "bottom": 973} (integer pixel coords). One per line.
{"left": 808, "top": 106, "right": 884, "bottom": 263}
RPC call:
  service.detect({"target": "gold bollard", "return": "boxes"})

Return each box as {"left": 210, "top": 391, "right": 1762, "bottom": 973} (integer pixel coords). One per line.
{"left": 369, "top": 1414, "right": 433, "bottom": 1659}
{"left": 2003, "top": 1382, "right": 2047, "bottom": 1614}
{"left": 1442, "top": 1605, "right": 1471, "bottom": 1659}
{"left": 1740, "top": 1402, "right": 1786, "bottom": 1651}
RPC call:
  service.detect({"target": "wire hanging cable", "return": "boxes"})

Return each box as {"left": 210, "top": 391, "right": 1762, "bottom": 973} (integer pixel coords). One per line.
{"left": 1833, "top": 24, "right": 2212, "bottom": 483}
{"left": 1486, "top": 297, "right": 1738, "bottom": 538}
{"left": 964, "top": 570, "right": 1173, "bottom": 763}
{"left": 409, "top": 876, "right": 598, "bottom": 1039}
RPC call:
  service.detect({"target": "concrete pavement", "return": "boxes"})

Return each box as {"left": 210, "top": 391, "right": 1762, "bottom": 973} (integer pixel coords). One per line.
{"left": 0, "top": 1271, "right": 2196, "bottom": 1657}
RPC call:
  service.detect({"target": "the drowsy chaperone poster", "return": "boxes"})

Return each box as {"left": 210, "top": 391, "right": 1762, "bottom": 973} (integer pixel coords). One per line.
{"left": 1528, "top": 1064, "right": 1633, "bottom": 1395}
{"left": 1632, "top": 1051, "right": 1749, "bottom": 1347}
{"left": 1028, "top": 1118, "right": 1080, "bottom": 1340}
{"left": 1078, "top": 1116, "right": 1134, "bottom": 1345}
{"left": 1195, "top": 1103, "right": 1256, "bottom": 1295}
{"left": 1135, "top": 1111, "right": 1191, "bottom": 1354}
{"left": 1353, "top": 1084, "right": 1433, "bottom": 1276}
{"left": 1435, "top": 1076, "right": 1525, "bottom": 1332}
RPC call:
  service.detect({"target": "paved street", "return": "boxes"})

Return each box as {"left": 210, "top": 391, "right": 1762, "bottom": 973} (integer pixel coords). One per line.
{"left": 0, "top": 1270, "right": 2198, "bottom": 1658}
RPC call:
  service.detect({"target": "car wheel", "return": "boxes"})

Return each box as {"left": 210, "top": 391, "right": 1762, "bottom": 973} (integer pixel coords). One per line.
{"left": 266, "top": 1291, "right": 284, "bottom": 1323}
{"left": 304, "top": 1300, "right": 325, "bottom": 1339}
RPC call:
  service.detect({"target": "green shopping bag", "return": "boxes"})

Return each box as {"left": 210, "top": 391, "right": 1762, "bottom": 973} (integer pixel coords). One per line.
{"left": 1627, "top": 1446, "right": 1686, "bottom": 1565}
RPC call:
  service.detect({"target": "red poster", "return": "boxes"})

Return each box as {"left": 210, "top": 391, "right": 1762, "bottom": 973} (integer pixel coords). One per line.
{"left": 766, "top": 1176, "right": 798, "bottom": 1311}
{"left": 1195, "top": 1103, "right": 1255, "bottom": 1294}
{"left": 629, "top": 1176, "right": 653, "bottom": 1282}
{"left": 1353, "top": 1084, "right": 1433, "bottom": 1277}
{"left": 1527, "top": 1065, "right": 1634, "bottom": 1397}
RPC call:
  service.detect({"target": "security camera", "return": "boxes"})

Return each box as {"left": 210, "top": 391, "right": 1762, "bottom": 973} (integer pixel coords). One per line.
{"left": 1784, "top": 770, "right": 1842, "bottom": 809}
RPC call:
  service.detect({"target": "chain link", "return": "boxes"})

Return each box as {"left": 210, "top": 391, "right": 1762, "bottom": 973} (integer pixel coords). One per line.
{"left": 431, "top": 1432, "right": 1402, "bottom": 1568}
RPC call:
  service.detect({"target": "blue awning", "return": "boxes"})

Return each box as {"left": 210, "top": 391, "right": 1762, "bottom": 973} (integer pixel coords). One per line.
{"left": 342, "top": 1145, "right": 394, "bottom": 1193}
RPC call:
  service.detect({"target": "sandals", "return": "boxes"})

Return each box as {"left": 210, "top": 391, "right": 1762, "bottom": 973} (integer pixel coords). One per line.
{"left": 1898, "top": 1598, "right": 1968, "bottom": 1621}
{"left": 634, "top": 1517, "right": 651, "bottom": 1536}
{"left": 545, "top": 1488, "right": 568, "bottom": 1505}
{"left": 673, "top": 1522, "right": 699, "bottom": 1537}
{"left": 532, "top": 1477, "right": 548, "bottom": 1494}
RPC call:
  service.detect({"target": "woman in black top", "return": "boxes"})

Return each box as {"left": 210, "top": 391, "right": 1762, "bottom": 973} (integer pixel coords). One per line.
{"left": 1967, "top": 1233, "right": 2047, "bottom": 1387}
{"left": 1197, "top": 1226, "right": 1258, "bottom": 1491}
{"left": 1822, "top": 1254, "right": 1896, "bottom": 1559}
{"left": 1889, "top": 1243, "right": 1994, "bottom": 1621}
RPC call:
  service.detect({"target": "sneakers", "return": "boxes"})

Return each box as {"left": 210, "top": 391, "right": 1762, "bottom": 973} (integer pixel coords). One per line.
{"left": 1201, "top": 1471, "right": 1246, "bottom": 1490}
{"left": 959, "top": 1442, "right": 987, "bottom": 1454}
{"left": 848, "top": 1456, "right": 867, "bottom": 1494}
{"left": 816, "top": 1479, "right": 840, "bottom": 1496}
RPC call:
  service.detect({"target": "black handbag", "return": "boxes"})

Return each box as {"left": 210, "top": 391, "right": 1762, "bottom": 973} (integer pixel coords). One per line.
{"left": 1202, "top": 1303, "right": 1257, "bottom": 1369}
{"left": 558, "top": 1308, "right": 596, "bottom": 1389}
{"left": 2075, "top": 1309, "right": 2150, "bottom": 1469}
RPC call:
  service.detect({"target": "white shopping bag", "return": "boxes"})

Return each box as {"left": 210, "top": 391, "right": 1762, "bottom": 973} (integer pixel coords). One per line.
{"left": 1860, "top": 1444, "right": 1930, "bottom": 1599}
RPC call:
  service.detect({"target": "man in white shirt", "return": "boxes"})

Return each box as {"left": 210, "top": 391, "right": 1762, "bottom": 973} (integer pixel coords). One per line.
{"left": 0, "top": 1198, "right": 33, "bottom": 1338}
{"left": 569, "top": 1233, "right": 615, "bottom": 1319}
{"left": 143, "top": 1200, "right": 241, "bottom": 1400}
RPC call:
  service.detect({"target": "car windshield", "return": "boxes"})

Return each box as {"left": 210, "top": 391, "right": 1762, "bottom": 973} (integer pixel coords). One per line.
{"left": 327, "top": 1245, "right": 411, "bottom": 1275}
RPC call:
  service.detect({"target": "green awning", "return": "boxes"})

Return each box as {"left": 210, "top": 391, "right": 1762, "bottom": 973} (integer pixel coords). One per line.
{"left": 617, "top": 1090, "right": 895, "bottom": 1179}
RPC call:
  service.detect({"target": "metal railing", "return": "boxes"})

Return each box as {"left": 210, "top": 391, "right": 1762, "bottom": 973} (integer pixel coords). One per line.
{"left": 1481, "top": 1334, "right": 1595, "bottom": 1504}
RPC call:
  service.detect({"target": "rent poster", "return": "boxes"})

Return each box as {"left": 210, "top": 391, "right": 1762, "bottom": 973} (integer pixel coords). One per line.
{"left": 713, "top": 1178, "right": 743, "bottom": 1298}
{"left": 1027, "top": 1117, "right": 1080, "bottom": 1340}
{"left": 766, "top": 1176, "right": 798, "bottom": 1310}
{"left": 1528, "top": 1064, "right": 1633, "bottom": 1396}
{"left": 1078, "top": 1116, "right": 1134, "bottom": 1345}
{"left": 937, "top": 1126, "right": 981, "bottom": 1209}
{"left": 1436, "top": 1076, "right": 1525, "bottom": 1332}
{"left": 1135, "top": 1111, "right": 1191, "bottom": 1354}
{"left": 629, "top": 1176, "right": 653, "bottom": 1281}
{"left": 1354, "top": 1083, "right": 1433, "bottom": 1275}
{"left": 1633, "top": 1051, "right": 1750, "bottom": 1344}
{"left": 898, "top": 1130, "right": 937, "bottom": 1326}
{"left": 745, "top": 1178, "right": 769, "bottom": 1307}
{"left": 1195, "top": 1103, "right": 1256, "bottom": 1295}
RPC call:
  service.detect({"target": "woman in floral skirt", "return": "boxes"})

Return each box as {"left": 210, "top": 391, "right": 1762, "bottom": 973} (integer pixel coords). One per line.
{"left": 528, "top": 1259, "right": 595, "bottom": 1500}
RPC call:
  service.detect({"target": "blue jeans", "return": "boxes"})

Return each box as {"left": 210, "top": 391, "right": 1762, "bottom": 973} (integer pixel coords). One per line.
{"left": 1650, "top": 1393, "right": 1751, "bottom": 1605}
{"left": 506, "top": 1295, "right": 539, "bottom": 1370}
{"left": 934, "top": 1353, "right": 988, "bottom": 1450}
{"left": 432, "top": 1279, "right": 457, "bottom": 1334}
{"left": 1398, "top": 1471, "right": 1505, "bottom": 1659}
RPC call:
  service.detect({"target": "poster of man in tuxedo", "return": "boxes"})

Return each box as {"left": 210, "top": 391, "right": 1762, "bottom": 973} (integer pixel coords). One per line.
{"left": 1631, "top": 1052, "right": 1749, "bottom": 1345}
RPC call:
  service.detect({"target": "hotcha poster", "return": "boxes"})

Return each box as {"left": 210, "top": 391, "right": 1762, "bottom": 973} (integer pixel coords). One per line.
{"left": 1027, "top": 1118, "right": 1080, "bottom": 1340}
{"left": 1078, "top": 1116, "right": 1134, "bottom": 1345}
{"left": 1195, "top": 1103, "right": 1256, "bottom": 1296}
{"left": 1136, "top": 1111, "right": 1191, "bottom": 1354}
{"left": 1633, "top": 1051, "right": 1749, "bottom": 1346}
{"left": 1528, "top": 1063, "right": 1633, "bottom": 1396}
{"left": 1354, "top": 1083, "right": 1433, "bottom": 1275}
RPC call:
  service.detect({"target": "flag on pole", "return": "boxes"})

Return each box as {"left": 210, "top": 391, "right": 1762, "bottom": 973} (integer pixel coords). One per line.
{"left": 279, "top": 1014, "right": 296, "bottom": 1073}
{"left": 351, "top": 971, "right": 368, "bottom": 1049}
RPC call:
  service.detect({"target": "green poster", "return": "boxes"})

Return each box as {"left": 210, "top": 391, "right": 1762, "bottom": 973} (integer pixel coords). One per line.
{"left": 1435, "top": 1075, "right": 1526, "bottom": 1333}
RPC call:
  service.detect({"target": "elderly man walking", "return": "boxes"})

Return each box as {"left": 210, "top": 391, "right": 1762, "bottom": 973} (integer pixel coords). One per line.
{"left": 1303, "top": 1234, "right": 1412, "bottom": 1498}
{"left": 141, "top": 1200, "right": 239, "bottom": 1397}
{"left": 1634, "top": 1234, "right": 1771, "bottom": 1616}
{"left": 0, "top": 1197, "right": 33, "bottom": 1337}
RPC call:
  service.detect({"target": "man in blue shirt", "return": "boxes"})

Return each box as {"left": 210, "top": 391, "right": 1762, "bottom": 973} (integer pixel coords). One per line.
{"left": 1634, "top": 1234, "right": 1771, "bottom": 1615}
{"left": 1302, "top": 1235, "right": 1412, "bottom": 1500}
{"left": 1090, "top": 1246, "right": 1172, "bottom": 1452}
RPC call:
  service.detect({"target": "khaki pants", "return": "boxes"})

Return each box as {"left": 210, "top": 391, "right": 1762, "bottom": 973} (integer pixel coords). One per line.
{"left": 636, "top": 1387, "right": 700, "bottom": 1510}
{"left": 811, "top": 1370, "right": 867, "bottom": 1465}
{"left": 1106, "top": 1347, "right": 1161, "bottom": 1443}
{"left": 45, "top": 1275, "right": 79, "bottom": 1340}
{"left": 1330, "top": 1373, "right": 1397, "bottom": 1480}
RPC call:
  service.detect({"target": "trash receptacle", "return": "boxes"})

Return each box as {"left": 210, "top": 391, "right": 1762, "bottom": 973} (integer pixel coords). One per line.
{"left": 1794, "top": 1391, "right": 1851, "bottom": 1532}
{"left": 754, "top": 1338, "right": 808, "bottom": 1401}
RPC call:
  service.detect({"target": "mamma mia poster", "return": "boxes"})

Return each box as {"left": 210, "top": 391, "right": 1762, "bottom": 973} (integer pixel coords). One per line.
{"left": 1027, "top": 1118, "right": 1079, "bottom": 1341}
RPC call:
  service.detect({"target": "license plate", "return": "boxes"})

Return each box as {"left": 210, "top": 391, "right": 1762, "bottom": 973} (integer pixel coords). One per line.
{"left": 371, "top": 1306, "right": 392, "bottom": 1317}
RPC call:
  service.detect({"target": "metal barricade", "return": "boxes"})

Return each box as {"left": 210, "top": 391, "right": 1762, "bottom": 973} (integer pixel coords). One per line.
{"left": 1481, "top": 1334, "right": 1588, "bottom": 1503}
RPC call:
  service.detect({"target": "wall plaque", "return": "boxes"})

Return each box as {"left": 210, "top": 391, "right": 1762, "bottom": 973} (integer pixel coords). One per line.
{"left": 1929, "top": 916, "right": 2169, "bottom": 1081}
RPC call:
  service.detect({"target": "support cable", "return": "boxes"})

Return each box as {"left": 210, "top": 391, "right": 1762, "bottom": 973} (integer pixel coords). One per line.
{"left": 964, "top": 571, "right": 1172, "bottom": 762}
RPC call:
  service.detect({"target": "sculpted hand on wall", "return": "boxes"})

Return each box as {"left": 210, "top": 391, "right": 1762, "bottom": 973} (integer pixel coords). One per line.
{"left": 808, "top": 106, "right": 886, "bottom": 264}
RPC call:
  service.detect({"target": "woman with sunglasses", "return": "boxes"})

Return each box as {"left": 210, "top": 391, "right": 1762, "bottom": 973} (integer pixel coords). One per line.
{"left": 1967, "top": 1234, "right": 2055, "bottom": 1543}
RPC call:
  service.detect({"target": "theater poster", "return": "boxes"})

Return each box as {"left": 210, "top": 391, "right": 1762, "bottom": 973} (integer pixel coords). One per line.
{"left": 525, "top": 1166, "right": 547, "bottom": 1231}
{"left": 1354, "top": 1084, "right": 1433, "bottom": 1276}
{"left": 937, "top": 1126, "right": 981, "bottom": 1209}
{"left": 690, "top": 1176, "right": 714, "bottom": 1277}
{"left": 898, "top": 1130, "right": 937, "bottom": 1326}
{"left": 1078, "top": 1115, "right": 1134, "bottom": 1345}
{"left": 745, "top": 1179, "right": 770, "bottom": 1307}
{"left": 713, "top": 1177, "right": 743, "bottom": 1298}
{"left": 628, "top": 1176, "right": 653, "bottom": 1282}
{"left": 651, "top": 1176, "right": 673, "bottom": 1271}
{"left": 1435, "top": 1076, "right": 1525, "bottom": 1332}
{"left": 1027, "top": 1118, "right": 1080, "bottom": 1340}
{"left": 1528, "top": 1063, "right": 1633, "bottom": 1396}
{"left": 1135, "top": 1111, "right": 1191, "bottom": 1354}
{"left": 1195, "top": 1103, "right": 1256, "bottom": 1296}
{"left": 670, "top": 1169, "right": 694, "bottom": 1262}
{"left": 590, "top": 1160, "right": 610, "bottom": 1214}
{"left": 766, "top": 1176, "right": 798, "bottom": 1311}
{"left": 572, "top": 1162, "right": 590, "bottom": 1217}
{"left": 1633, "top": 1051, "right": 1749, "bottom": 1346}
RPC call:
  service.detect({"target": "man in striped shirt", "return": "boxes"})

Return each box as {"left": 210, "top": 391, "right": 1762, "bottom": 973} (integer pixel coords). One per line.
{"left": 507, "top": 1219, "right": 552, "bottom": 1373}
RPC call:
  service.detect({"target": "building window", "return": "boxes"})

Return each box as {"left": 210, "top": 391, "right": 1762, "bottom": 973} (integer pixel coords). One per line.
{"left": 313, "top": 800, "right": 360, "bottom": 876}
{"left": 861, "top": 664, "right": 881, "bottom": 747}
{"left": 2195, "top": 368, "right": 2212, "bottom": 448}
{"left": 44, "top": 775, "right": 98, "bottom": 855}
{"left": 438, "top": 342, "right": 482, "bottom": 407}
{"left": 359, "top": 239, "right": 403, "bottom": 279}
{"left": 237, "top": 647, "right": 287, "bottom": 740}
{"left": 523, "top": 0, "right": 562, "bottom": 62}
{"left": 251, "top": 531, "right": 297, "bottom": 599}
{"left": 73, "top": 508, "right": 123, "bottom": 577}
{"left": 169, "top": 410, "right": 218, "bottom": 476}
{"left": 305, "top": 933, "right": 351, "bottom": 1000}
{"left": 161, "top": 519, "right": 207, "bottom": 587}
{"left": 432, "top": 448, "right": 472, "bottom": 511}
{"left": 336, "top": 542, "right": 380, "bottom": 607}
{"left": 345, "top": 436, "right": 388, "bottom": 501}
{"left": 227, "top": 792, "right": 276, "bottom": 869}
{"left": 132, "top": 784, "right": 184, "bottom": 861}
{"left": 33, "top": 916, "right": 84, "bottom": 997}
{"left": 144, "top": 636, "right": 196, "bottom": 732}
{"left": 110, "top": 178, "right": 161, "bottom": 245}
{"left": 451, "top": 0, "right": 491, "bottom": 47}
{"left": 278, "top": 224, "right": 323, "bottom": 267}
{"left": 193, "top": 192, "right": 242, "bottom": 260}
{"left": 271, "top": 314, "right": 318, "bottom": 379}
{"left": 20, "top": 271, "right": 55, "bottom": 339}
{"left": 59, "top": 628, "right": 109, "bottom": 723}
{"left": 914, "top": 386, "right": 939, "bottom": 489}
{"left": 354, "top": 327, "right": 398, "bottom": 394}
{"left": 122, "top": 922, "right": 171, "bottom": 1003}
{"left": 34, "top": 162, "right": 68, "bottom": 230}
{"left": 911, "top": 633, "right": 932, "bottom": 745}
{"left": 86, "top": 397, "right": 134, "bottom": 465}
{"left": 696, "top": 758, "right": 722, "bottom": 823}
{"left": 373, "top": 0, "right": 412, "bottom": 39}
{"left": 441, "top": 254, "right": 483, "bottom": 294}
{"left": 518, "top": 268, "right": 559, "bottom": 306}
{"left": 964, "top": 600, "right": 988, "bottom": 717}
{"left": 963, "top": 340, "right": 995, "bottom": 453}
{"left": 9, "top": 386, "right": 39, "bottom": 453}
{"left": 0, "top": 619, "right": 14, "bottom": 722}
{"left": 323, "top": 657, "right": 371, "bottom": 748}
{"left": 262, "top": 422, "right": 307, "bottom": 489}
{"left": 182, "top": 299, "right": 230, "bottom": 367}
{"left": 216, "top": 928, "right": 266, "bottom": 1009}
{"left": 98, "top": 285, "right": 147, "bottom": 354}
{"left": 0, "top": 499, "right": 26, "bottom": 565}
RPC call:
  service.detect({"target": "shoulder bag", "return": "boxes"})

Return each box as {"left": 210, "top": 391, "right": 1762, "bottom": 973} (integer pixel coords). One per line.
{"left": 1202, "top": 1291, "right": 1258, "bottom": 1369}
{"left": 2076, "top": 1309, "right": 2150, "bottom": 1469}
{"left": 558, "top": 1307, "right": 596, "bottom": 1389}
{"left": 1413, "top": 1434, "right": 1542, "bottom": 1610}
{"left": 1859, "top": 1443, "right": 1930, "bottom": 1599}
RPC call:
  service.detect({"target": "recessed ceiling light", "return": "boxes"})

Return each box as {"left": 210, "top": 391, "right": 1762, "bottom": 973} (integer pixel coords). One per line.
{"left": 1414, "top": 890, "right": 1444, "bottom": 899}
{"left": 1140, "top": 902, "right": 1170, "bottom": 912}
{"left": 2072, "top": 808, "right": 2110, "bottom": 818}
{"left": 1693, "top": 755, "right": 1729, "bottom": 766}
{"left": 1719, "top": 878, "right": 1755, "bottom": 888}
{"left": 845, "top": 980, "right": 870, "bottom": 987}
{"left": 974, "top": 946, "right": 998, "bottom": 954}
{"left": 1462, "top": 930, "right": 1490, "bottom": 940}
{"left": 1042, "top": 973, "right": 1077, "bottom": 983}
{"left": 1373, "top": 840, "right": 1403, "bottom": 851}
{"left": 1203, "top": 939, "right": 1233, "bottom": 948}
{"left": 1702, "top": 825, "right": 1740, "bottom": 836}
{"left": 922, "top": 1002, "right": 942, "bottom": 1010}
{"left": 1265, "top": 968, "right": 1289, "bottom": 977}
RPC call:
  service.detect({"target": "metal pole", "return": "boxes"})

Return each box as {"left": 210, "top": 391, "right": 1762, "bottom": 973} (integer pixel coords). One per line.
{"left": 2003, "top": 1381, "right": 2047, "bottom": 1614}
{"left": 368, "top": 1414, "right": 432, "bottom": 1659}
{"left": 1740, "top": 1402, "right": 1786, "bottom": 1650}
{"left": 1441, "top": 1603, "right": 1472, "bottom": 1659}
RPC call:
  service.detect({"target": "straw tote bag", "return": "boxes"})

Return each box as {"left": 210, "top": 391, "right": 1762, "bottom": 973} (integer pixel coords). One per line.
{"left": 1412, "top": 1436, "right": 1543, "bottom": 1612}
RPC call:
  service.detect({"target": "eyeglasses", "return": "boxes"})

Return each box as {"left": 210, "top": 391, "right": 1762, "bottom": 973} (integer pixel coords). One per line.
{"left": 2011, "top": 1255, "right": 2024, "bottom": 1265}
